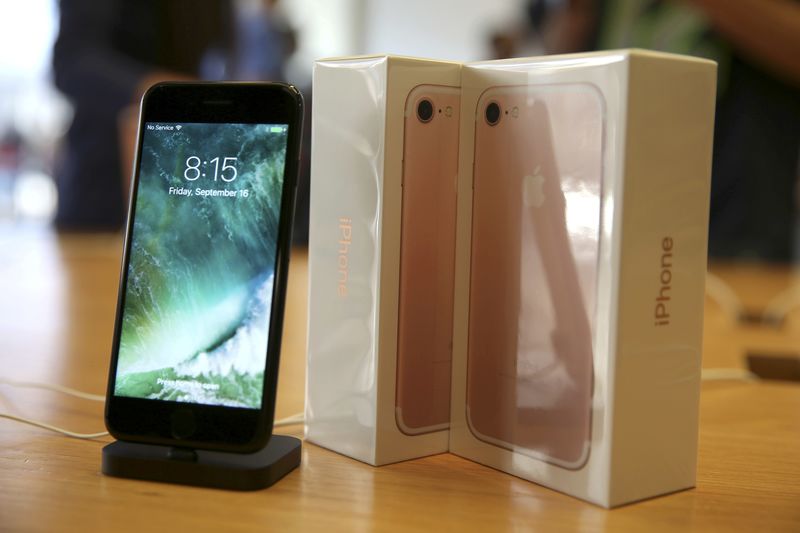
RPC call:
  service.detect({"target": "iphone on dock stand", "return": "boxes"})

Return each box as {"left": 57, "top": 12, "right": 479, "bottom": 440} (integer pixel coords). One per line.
{"left": 101, "top": 82, "right": 304, "bottom": 490}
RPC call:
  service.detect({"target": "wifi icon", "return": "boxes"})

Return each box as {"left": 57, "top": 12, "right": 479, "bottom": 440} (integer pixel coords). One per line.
{"left": 176, "top": 125, "right": 182, "bottom": 130}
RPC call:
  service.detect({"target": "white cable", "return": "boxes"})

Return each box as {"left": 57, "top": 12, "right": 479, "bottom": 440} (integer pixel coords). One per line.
{"left": 0, "top": 377, "right": 305, "bottom": 438}
{"left": 274, "top": 413, "right": 304, "bottom": 427}
{"left": 701, "top": 367, "right": 758, "bottom": 381}
{"left": 763, "top": 283, "right": 800, "bottom": 324}
{"left": 0, "top": 411, "right": 304, "bottom": 439}
{"left": 705, "top": 273, "right": 745, "bottom": 322}
{"left": 0, "top": 378, "right": 108, "bottom": 439}
{"left": 0, "top": 413, "right": 109, "bottom": 439}
{"left": 0, "top": 412, "right": 304, "bottom": 439}
{"left": 0, "top": 378, "right": 105, "bottom": 402}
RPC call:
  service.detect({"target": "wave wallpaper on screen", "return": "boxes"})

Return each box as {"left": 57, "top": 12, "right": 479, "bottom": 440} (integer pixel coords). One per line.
{"left": 114, "top": 123, "right": 287, "bottom": 409}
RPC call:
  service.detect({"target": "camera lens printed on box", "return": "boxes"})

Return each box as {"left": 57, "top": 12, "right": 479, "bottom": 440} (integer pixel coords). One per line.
{"left": 114, "top": 122, "right": 289, "bottom": 409}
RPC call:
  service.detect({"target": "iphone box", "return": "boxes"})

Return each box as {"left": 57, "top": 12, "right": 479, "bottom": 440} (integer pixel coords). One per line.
{"left": 306, "top": 55, "right": 461, "bottom": 465}
{"left": 449, "top": 49, "right": 716, "bottom": 507}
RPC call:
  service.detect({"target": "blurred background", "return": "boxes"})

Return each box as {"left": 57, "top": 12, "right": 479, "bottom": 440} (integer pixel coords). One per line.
{"left": 0, "top": 0, "right": 525, "bottom": 231}
{"left": 0, "top": 0, "right": 798, "bottom": 263}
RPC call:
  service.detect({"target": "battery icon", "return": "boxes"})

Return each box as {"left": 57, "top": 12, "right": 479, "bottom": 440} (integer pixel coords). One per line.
{"left": 270, "top": 126, "right": 283, "bottom": 133}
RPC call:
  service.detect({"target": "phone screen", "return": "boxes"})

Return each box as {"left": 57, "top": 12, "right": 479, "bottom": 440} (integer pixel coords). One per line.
{"left": 113, "top": 121, "right": 289, "bottom": 409}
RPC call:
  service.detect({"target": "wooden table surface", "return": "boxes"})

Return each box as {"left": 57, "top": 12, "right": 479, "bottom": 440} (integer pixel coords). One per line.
{"left": 1, "top": 224, "right": 798, "bottom": 532}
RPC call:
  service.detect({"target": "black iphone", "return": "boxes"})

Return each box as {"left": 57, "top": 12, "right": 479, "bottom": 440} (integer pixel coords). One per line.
{"left": 105, "top": 82, "right": 303, "bottom": 453}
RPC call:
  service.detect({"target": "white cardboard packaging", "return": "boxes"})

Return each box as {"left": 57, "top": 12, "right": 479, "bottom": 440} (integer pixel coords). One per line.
{"left": 306, "top": 55, "right": 461, "bottom": 465}
{"left": 449, "top": 49, "right": 717, "bottom": 507}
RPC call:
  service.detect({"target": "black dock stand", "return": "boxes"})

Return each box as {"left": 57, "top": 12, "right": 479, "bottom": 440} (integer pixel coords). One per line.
{"left": 101, "top": 435, "right": 301, "bottom": 491}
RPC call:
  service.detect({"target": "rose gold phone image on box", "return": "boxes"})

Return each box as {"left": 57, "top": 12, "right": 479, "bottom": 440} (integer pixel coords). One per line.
{"left": 395, "top": 85, "right": 460, "bottom": 435}
{"left": 466, "top": 85, "right": 603, "bottom": 468}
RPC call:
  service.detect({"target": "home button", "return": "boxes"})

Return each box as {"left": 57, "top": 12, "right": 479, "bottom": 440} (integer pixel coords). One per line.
{"left": 170, "top": 408, "right": 196, "bottom": 440}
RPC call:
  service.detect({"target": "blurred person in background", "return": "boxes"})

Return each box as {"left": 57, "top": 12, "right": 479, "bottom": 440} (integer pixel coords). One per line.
{"left": 52, "top": 0, "right": 300, "bottom": 233}
{"left": 494, "top": 0, "right": 800, "bottom": 263}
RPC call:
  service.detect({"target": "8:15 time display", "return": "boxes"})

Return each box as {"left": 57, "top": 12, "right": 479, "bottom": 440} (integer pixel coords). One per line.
{"left": 184, "top": 156, "right": 238, "bottom": 182}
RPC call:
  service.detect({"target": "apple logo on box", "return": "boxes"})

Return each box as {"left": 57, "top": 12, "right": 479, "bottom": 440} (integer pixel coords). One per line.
{"left": 523, "top": 165, "right": 546, "bottom": 208}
